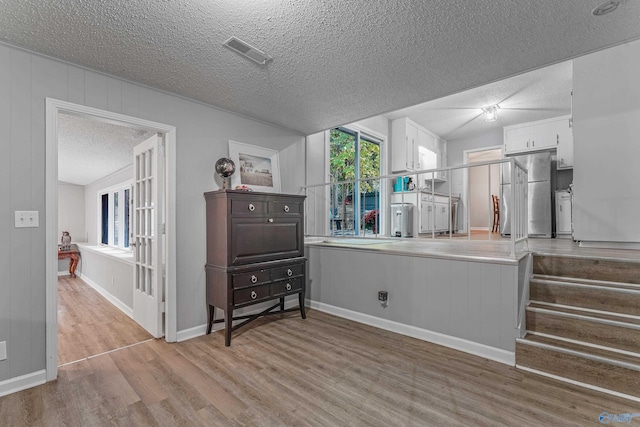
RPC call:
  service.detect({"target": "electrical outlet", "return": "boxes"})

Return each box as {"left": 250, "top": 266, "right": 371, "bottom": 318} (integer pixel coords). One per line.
{"left": 14, "top": 211, "right": 39, "bottom": 228}
{"left": 0, "top": 341, "right": 6, "bottom": 361}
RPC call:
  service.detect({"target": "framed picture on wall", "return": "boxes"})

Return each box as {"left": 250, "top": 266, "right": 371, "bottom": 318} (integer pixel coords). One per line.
{"left": 228, "top": 140, "right": 281, "bottom": 193}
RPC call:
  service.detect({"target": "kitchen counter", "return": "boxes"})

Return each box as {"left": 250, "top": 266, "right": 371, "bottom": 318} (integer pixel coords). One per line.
{"left": 393, "top": 190, "right": 459, "bottom": 199}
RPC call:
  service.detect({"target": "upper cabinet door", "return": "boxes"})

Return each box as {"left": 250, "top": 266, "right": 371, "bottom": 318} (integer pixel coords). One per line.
{"left": 504, "top": 126, "right": 532, "bottom": 153}
{"left": 391, "top": 118, "right": 416, "bottom": 173}
{"left": 392, "top": 118, "right": 446, "bottom": 178}
{"left": 504, "top": 115, "right": 572, "bottom": 158}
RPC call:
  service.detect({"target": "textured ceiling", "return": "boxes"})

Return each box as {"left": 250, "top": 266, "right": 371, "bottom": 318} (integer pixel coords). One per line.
{"left": 58, "top": 113, "right": 155, "bottom": 185}
{"left": 1, "top": 1, "right": 640, "bottom": 136}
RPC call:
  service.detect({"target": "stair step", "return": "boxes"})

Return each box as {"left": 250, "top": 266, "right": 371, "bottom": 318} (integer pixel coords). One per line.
{"left": 529, "top": 277, "right": 640, "bottom": 316}
{"left": 528, "top": 301, "right": 640, "bottom": 326}
{"left": 526, "top": 306, "right": 640, "bottom": 353}
{"left": 516, "top": 334, "right": 640, "bottom": 400}
{"left": 533, "top": 255, "right": 640, "bottom": 284}
{"left": 532, "top": 274, "right": 640, "bottom": 291}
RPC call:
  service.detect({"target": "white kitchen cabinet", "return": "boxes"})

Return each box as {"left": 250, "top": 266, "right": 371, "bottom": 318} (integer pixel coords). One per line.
{"left": 555, "top": 190, "right": 572, "bottom": 238}
{"left": 435, "top": 202, "right": 449, "bottom": 232}
{"left": 420, "top": 198, "right": 434, "bottom": 233}
{"left": 420, "top": 194, "right": 450, "bottom": 233}
{"left": 391, "top": 118, "right": 418, "bottom": 172}
{"left": 504, "top": 126, "right": 531, "bottom": 153}
{"left": 503, "top": 115, "right": 572, "bottom": 158}
{"left": 392, "top": 118, "right": 445, "bottom": 177}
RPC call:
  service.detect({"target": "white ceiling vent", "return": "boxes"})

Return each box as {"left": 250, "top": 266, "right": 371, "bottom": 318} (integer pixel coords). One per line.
{"left": 223, "top": 37, "right": 272, "bottom": 65}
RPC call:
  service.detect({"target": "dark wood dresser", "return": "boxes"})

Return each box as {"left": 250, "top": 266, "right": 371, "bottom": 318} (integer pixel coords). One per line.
{"left": 204, "top": 190, "right": 306, "bottom": 346}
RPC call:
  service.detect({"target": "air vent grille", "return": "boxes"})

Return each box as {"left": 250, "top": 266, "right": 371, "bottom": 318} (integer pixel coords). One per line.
{"left": 223, "top": 37, "right": 271, "bottom": 65}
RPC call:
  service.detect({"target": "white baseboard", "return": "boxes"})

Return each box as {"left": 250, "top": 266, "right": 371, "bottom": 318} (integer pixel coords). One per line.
{"left": 78, "top": 273, "right": 133, "bottom": 319}
{"left": 176, "top": 298, "right": 302, "bottom": 342}
{"left": 177, "top": 323, "right": 215, "bottom": 342}
{"left": 579, "top": 241, "right": 640, "bottom": 250}
{"left": 0, "top": 370, "right": 46, "bottom": 398}
{"left": 309, "top": 301, "right": 515, "bottom": 366}
{"left": 57, "top": 271, "right": 70, "bottom": 277}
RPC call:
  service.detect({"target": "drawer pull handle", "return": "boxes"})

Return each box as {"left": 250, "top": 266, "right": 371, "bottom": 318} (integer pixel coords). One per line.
{"left": 287, "top": 269, "right": 293, "bottom": 277}
{"left": 284, "top": 205, "right": 290, "bottom": 213}
{"left": 250, "top": 291, "right": 257, "bottom": 300}
{"left": 286, "top": 283, "right": 292, "bottom": 291}
{"left": 268, "top": 218, "right": 274, "bottom": 223}
{"left": 251, "top": 275, "right": 258, "bottom": 284}
{"left": 248, "top": 203, "right": 255, "bottom": 212}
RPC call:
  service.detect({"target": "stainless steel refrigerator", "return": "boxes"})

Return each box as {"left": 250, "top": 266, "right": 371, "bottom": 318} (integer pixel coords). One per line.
{"left": 501, "top": 151, "right": 552, "bottom": 237}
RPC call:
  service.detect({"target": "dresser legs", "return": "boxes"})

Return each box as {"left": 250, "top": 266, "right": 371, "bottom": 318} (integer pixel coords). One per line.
{"left": 224, "top": 309, "right": 233, "bottom": 347}
{"left": 206, "top": 305, "right": 215, "bottom": 334}
{"left": 298, "top": 292, "right": 307, "bottom": 319}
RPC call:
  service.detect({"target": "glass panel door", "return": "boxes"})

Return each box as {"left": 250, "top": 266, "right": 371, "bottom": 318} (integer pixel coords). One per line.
{"left": 329, "top": 128, "right": 381, "bottom": 236}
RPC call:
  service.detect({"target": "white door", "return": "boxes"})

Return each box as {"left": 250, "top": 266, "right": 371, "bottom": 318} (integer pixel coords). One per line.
{"left": 132, "top": 134, "right": 164, "bottom": 338}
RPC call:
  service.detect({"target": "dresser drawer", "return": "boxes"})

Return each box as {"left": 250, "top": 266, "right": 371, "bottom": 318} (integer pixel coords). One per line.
{"left": 271, "top": 277, "right": 303, "bottom": 297}
{"left": 234, "top": 284, "right": 270, "bottom": 305}
{"left": 232, "top": 269, "right": 270, "bottom": 289}
{"left": 231, "top": 198, "right": 268, "bottom": 215}
{"left": 271, "top": 263, "right": 304, "bottom": 281}
{"left": 269, "top": 200, "right": 303, "bottom": 215}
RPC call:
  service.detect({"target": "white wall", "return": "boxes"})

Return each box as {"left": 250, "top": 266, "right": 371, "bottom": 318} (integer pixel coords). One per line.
{"left": 58, "top": 182, "right": 86, "bottom": 273}
{"left": 78, "top": 246, "right": 133, "bottom": 311}
{"left": 572, "top": 39, "right": 640, "bottom": 244}
{"left": 447, "top": 128, "right": 503, "bottom": 192}
{"left": 0, "top": 42, "right": 305, "bottom": 386}
{"left": 58, "top": 182, "right": 86, "bottom": 242}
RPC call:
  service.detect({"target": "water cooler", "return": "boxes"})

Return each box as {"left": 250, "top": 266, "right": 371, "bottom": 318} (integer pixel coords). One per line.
{"left": 391, "top": 203, "right": 413, "bottom": 237}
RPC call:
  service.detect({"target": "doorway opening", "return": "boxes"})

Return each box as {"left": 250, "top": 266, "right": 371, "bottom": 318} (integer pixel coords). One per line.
{"left": 45, "top": 99, "right": 177, "bottom": 381}
{"left": 462, "top": 146, "right": 503, "bottom": 235}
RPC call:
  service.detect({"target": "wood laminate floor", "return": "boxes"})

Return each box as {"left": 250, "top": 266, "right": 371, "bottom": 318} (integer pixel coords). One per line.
{"left": 57, "top": 275, "right": 153, "bottom": 366}
{"left": 1, "top": 309, "right": 634, "bottom": 426}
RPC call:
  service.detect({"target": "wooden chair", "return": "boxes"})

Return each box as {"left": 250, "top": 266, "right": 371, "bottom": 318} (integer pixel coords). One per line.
{"left": 491, "top": 195, "right": 500, "bottom": 233}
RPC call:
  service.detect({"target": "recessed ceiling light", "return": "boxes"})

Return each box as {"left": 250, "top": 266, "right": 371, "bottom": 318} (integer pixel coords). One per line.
{"left": 223, "top": 37, "right": 272, "bottom": 65}
{"left": 592, "top": 1, "right": 621, "bottom": 16}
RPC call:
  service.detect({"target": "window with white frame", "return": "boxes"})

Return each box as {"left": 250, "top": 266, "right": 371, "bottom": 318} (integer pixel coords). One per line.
{"left": 99, "top": 182, "right": 131, "bottom": 249}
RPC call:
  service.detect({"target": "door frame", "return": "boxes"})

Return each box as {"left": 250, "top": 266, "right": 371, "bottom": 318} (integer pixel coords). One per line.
{"left": 462, "top": 145, "right": 503, "bottom": 233}
{"left": 325, "top": 123, "right": 387, "bottom": 236}
{"left": 45, "top": 98, "right": 177, "bottom": 381}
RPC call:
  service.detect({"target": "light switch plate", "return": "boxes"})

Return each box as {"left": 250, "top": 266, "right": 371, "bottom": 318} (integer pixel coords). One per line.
{"left": 0, "top": 341, "right": 6, "bottom": 361}
{"left": 14, "top": 211, "right": 39, "bottom": 228}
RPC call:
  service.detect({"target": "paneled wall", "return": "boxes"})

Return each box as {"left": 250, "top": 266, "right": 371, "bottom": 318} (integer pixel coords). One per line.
{"left": 0, "top": 43, "right": 305, "bottom": 385}
{"left": 306, "top": 246, "right": 521, "bottom": 356}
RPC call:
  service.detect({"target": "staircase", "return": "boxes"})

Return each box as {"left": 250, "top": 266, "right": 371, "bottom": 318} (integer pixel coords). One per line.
{"left": 516, "top": 254, "right": 640, "bottom": 401}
